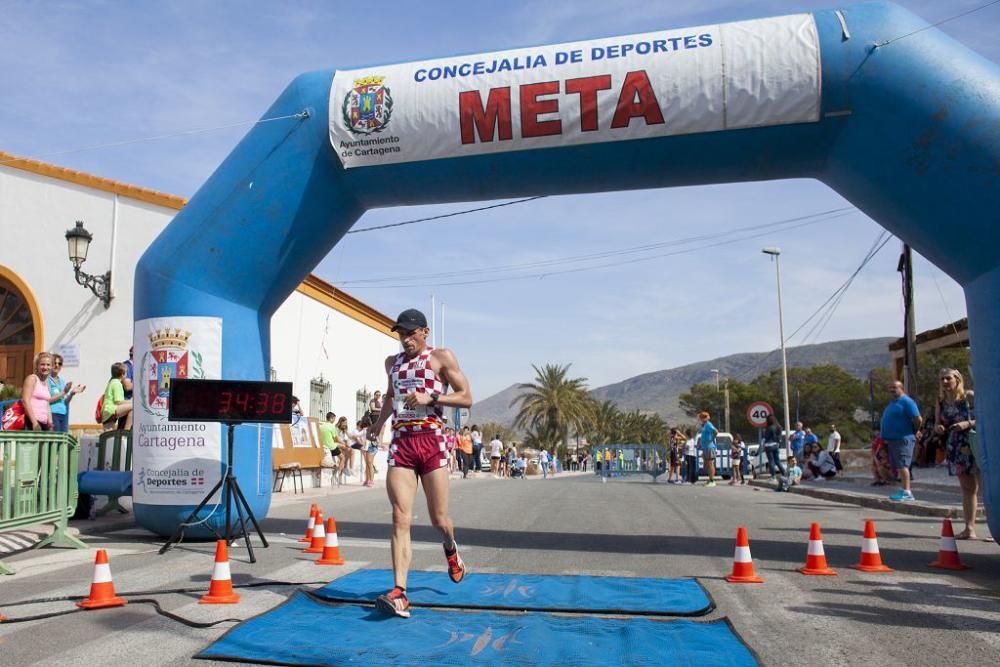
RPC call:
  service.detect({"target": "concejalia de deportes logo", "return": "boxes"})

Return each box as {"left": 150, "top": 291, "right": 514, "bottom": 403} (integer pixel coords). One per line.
{"left": 343, "top": 75, "right": 394, "bottom": 134}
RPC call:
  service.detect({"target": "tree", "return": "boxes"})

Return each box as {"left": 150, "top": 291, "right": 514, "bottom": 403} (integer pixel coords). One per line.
{"left": 511, "top": 364, "right": 592, "bottom": 460}
{"left": 477, "top": 421, "right": 514, "bottom": 445}
{"left": 584, "top": 399, "right": 621, "bottom": 446}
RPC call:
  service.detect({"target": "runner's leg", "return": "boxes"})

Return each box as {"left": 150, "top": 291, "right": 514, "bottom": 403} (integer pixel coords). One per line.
{"left": 421, "top": 466, "right": 456, "bottom": 546}
{"left": 386, "top": 466, "right": 418, "bottom": 589}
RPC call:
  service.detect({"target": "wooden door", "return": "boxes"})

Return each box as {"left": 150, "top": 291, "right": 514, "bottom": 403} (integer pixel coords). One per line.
{"left": 0, "top": 276, "right": 36, "bottom": 388}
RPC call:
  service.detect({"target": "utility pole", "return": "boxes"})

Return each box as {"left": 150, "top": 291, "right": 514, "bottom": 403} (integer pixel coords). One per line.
{"left": 898, "top": 244, "right": 918, "bottom": 393}
{"left": 430, "top": 295, "right": 436, "bottom": 347}
{"left": 724, "top": 379, "right": 731, "bottom": 433}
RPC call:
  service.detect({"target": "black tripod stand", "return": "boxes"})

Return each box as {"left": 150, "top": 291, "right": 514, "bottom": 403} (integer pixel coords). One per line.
{"left": 160, "top": 422, "right": 269, "bottom": 562}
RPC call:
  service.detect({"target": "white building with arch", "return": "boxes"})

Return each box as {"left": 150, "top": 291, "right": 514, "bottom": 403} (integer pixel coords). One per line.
{"left": 0, "top": 150, "right": 398, "bottom": 443}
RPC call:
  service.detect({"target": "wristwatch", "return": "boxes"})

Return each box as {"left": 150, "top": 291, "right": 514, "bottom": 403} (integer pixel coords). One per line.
{"left": 429, "top": 393, "right": 440, "bottom": 406}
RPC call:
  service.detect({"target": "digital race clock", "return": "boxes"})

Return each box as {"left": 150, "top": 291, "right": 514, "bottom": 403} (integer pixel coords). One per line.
{"left": 167, "top": 379, "right": 294, "bottom": 424}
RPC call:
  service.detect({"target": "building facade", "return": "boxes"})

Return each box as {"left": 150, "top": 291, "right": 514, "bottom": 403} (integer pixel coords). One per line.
{"left": 0, "top": 150, "right": 399, "bottom": 434}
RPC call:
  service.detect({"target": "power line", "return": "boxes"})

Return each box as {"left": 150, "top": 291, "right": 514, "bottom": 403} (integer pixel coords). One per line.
{"left": 875, "top": 0, "right": 1000, "bottom": 48}
{"left": 343, "top": 212, "right": 852, "bottom": 289}
{"left": 732, "top": 230, "right": 893, "bottom": 382}
{"left": 340, "top": 207, "right": 856, "bottom": 287}
{"left": 346, "top": 197, "right": 547, "bottom": 234}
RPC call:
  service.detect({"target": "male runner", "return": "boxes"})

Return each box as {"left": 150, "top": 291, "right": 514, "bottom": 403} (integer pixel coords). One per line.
{"left": 369, "top": 309, "right": 472, "bottom": 618}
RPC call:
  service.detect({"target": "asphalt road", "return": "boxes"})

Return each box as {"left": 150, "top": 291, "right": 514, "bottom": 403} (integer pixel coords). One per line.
{"left": 2, "top": 473, "right": 998, "bottom": 666}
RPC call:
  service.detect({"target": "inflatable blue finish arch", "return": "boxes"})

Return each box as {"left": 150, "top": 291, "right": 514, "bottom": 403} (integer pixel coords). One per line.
{"left": 135, "top": 1, "right": 999, "bottom": 539}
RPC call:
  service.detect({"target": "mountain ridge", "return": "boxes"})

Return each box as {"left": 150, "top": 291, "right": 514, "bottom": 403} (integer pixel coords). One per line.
{"left": 470, "top": 337, "right": 894, "bottom": 426}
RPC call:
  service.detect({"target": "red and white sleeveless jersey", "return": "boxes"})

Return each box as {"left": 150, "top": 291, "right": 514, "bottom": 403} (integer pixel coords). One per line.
{"left": 390, "top": 347, "right": 448, "bottom": 434}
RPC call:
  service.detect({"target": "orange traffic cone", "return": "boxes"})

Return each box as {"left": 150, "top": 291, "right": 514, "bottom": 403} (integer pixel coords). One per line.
{"left": 77, "top": 549, "right": 127, "bottom": 609}
{"left": 316, "top": 517, "right": 345, "bottom": 565}
{"left": 850, "top": 520, "right": 894, "bottom": 572}
{"left": 929, "top": 518, "right": 970, "bottom": 570}
{"left": 799, "top": 523, "right": 837, "bottom": 575}
{"left": 299, "top": 505, "right": 318, "bottom": 543}
{"left": 304, "top": 512, "right": 326, "bottom": 554}
{"left": 200, "top": 540, "right": 241, "bottom": 604}
{"left": 725, "top": 526, "right": 764, "bottom": 583}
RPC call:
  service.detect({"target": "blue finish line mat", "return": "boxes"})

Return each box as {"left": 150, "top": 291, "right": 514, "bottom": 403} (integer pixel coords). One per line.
{"left": 196, "top": 591, "right": 758, "bottom": 666}
{"left": 313, "top": 569, "right": 715, "bottom": 616}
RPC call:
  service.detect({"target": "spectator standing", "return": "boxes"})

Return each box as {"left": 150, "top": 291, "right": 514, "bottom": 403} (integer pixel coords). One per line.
{"left": 506, "top": 442, "right": 518, "bottom": 478}
{"left": 458, "top": 427, "right": 474, "bottom": 478}
{"left": 489, "top": 434, "right": 503, "bottom": 477}
{"left": 470, "top": 425, "right": 483, "bottom": 472}
{"left": 826, "top": 424, "right": 843, "bottom": 471}
{"left": 789, "top": 422, "right": 805, "bottom": 459}
{"left": 359, "top": 420, "right": 377, "bottom": 487}
{"left": 698, "top": 411, "right": 718, "bottom": 487}
{"left": 735, "top": 434, "right": 750, "bottom": 483}
{"left": 100, "top": 362, "right": 132, "bottom": 431}
{"left": 539, "top": 449, "right": 550, "bottom": 479}
{"left": 802, "top": 427, "right": 819, "bottom": 453}
{"left": 880, "top": 380, "right": 922, "bottom": 502}
{"left": 683, "top": 429, "right": 698, "bottom": 485}
{"left": 762, "top": 414, "right": 785, "bottom": 477}
{"left": 47, "top": 353, "right": 84, "bottom": 432}
{"left": 336, "top": 416, "right": 353, "bottom": 478}
{"left": 729, "top": 436, "right": 744, "bottom": 485}
{"left": 935, "top": 369, "right": 980, "bottom": 539}
{"left": 22, "top": 352, "right": 54, "bottom": 431}
{"left": 122, "top": 346, "right": 134, "bottom": 399}
{"left": 318, "top": 412, "right": 341, "bottom": 484}
{"left": 668, "top": 429, "right": 683, "bottom": 484}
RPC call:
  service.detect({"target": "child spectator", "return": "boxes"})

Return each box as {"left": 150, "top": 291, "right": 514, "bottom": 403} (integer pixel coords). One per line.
{"left": 100, "top": 362, "right": 132, "bottom": 431}
{"left": 729, "top": 436, "right": 744, "bottom": 485}
{"left": 775, "top": 456, "right": 801, "bottom": 492}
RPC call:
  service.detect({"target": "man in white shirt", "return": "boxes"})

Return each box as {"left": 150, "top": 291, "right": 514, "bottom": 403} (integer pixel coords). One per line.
{"left": 489, "top": 435, "right": 503, "bottom": 477}
{"left": 827, "top": 424, "right": 843, "bottom": 472}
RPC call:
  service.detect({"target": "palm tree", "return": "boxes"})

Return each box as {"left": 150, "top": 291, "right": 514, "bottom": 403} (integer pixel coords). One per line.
{"left": 586, "top": 399, "right": 621, "bottom": 446}
{"left": 511, "top": 364, "right": 592, "bottom": 459}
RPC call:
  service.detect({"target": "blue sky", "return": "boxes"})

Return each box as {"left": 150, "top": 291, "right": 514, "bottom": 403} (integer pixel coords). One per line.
{"left": 2, "top": 1, "right": 996, "bottom": 399}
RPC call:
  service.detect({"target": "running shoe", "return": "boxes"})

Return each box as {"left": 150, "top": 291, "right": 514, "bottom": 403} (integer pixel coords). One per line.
{"left": 375, "top": 586, "right": 411, "bottom": 618}
{"left": 890, "top": 490, "right": 916, "bottom": 502}
{"left": 445, "top": 542, "right": 466, "bottom": 583}
{"left": 706, "top": 481, "right": 717, "bottom": 487}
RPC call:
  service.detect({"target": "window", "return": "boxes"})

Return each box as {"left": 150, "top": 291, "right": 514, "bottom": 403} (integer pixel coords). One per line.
{"left": 356, "top": 387, "right": 372, "bottom": 422}
{"left": 310, "top": 376, "right": 331, "bottom": 418}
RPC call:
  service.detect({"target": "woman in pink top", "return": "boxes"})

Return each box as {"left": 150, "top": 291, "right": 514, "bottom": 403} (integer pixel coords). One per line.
{"left": 22, "top": 352, "right": 54, "bottom": 431}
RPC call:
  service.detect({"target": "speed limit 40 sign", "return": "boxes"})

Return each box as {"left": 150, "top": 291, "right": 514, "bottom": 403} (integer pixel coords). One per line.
{"left": 746, "top": 401, "right": 774, "bottom": 428}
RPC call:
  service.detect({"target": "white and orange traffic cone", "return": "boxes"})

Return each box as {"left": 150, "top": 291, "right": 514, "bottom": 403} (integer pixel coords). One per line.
{"left": 799, "top": 523, "right": 837, "bottom": 576}
{"left": 77, "top": 549, "right": 127, "bottom": 609}
{"left": 316, "top": 517, "right": 345, "bottom": 566}
{"left": 304, "top": 512, "right": 326, "bottom": 554}
{"left": 299, "top": 505, "right": 318, "bottom": 543}
{"left": 200, "top": 540, "right": 241, "bottom": 604}
{"left": 929, "top": 518, "right": 970, "bottom": 570}
{"left": 850, "top": 520, "right": 894, "bottom": 573}
{"left": 725, "top": 526, "right": 764, "bottom": 583}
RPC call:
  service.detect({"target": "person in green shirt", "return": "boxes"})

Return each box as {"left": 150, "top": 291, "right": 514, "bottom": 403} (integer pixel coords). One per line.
{"left": 318, "top": 411, "right": 342, "bottom": 484}
{"left": 101, "top": 362, "right": 132, "bottom": 430}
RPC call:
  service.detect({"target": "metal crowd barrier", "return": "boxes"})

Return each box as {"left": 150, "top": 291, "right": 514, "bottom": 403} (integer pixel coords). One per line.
{"left": 1, "top": 431, "right": 86, "bottom": 575}
{"left": 591, "top": 444, "right": 668, "bottom": 481}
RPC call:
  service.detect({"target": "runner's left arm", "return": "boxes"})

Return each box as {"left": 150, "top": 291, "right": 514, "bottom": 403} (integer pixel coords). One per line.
{"left": 430, "top": 349, "right": 472, "bottom": 408}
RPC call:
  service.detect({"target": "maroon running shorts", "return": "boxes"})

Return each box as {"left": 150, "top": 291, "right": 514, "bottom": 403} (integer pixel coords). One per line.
{"left": 389, "top": 431, "right": 448, "bottom": 476}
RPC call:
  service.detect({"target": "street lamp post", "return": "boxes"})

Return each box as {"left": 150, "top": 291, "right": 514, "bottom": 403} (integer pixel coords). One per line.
{"left": 762, "top": 247, "right": 791, "bottom": 458}
{"left": 64, "top": 220, "right": 112, "bottom": 308}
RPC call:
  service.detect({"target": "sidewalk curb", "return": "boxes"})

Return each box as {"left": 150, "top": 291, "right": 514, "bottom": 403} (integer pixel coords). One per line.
{"left": 748, "top": 479, "right": 985, "bottom": 521}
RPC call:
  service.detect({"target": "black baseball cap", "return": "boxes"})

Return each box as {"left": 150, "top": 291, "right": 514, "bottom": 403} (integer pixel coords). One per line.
{"left": 391, "top": 308, "right": 428, "bottom": 333}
